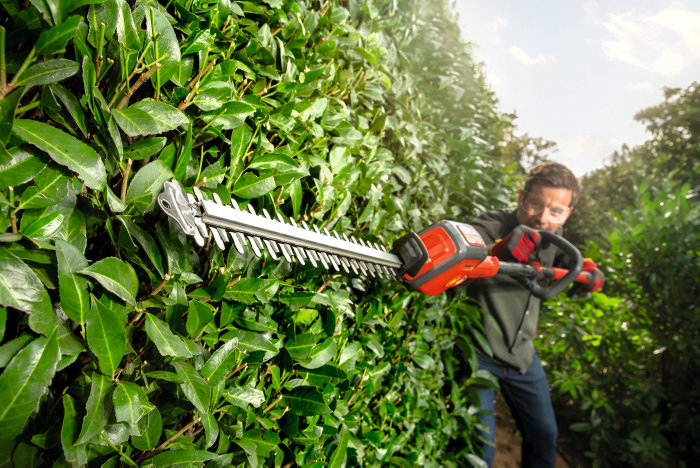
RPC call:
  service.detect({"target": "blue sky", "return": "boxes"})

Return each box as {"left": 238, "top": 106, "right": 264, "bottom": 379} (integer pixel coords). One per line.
{"left": 452, "top": 0, "right": 700, "bottom": 176}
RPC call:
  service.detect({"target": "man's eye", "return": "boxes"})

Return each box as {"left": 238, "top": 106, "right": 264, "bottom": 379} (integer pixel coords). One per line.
{"left": 551, "top": 208, "right": 565, "bottom": 216}
{"left": 529, "top": 201, "right": 544, "bottom": 210}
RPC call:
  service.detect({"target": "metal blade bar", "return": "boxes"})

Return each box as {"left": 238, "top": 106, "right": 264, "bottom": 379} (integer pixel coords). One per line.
{"left": 200, "top": 200, "right": 401, "bottom": 270}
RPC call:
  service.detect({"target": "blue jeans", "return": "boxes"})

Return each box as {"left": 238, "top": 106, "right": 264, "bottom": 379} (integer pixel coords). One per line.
{"left": 475, "top": 352, "right": 558, "bottom": 468}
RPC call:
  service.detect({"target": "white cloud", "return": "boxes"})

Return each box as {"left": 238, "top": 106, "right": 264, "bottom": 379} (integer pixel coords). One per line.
{"left": 628, "top": 81, "right": 654, "bottom": 91}
{"left": 598, "top": 3, "right": 700, "bottom": 76}
{"left": 551, "top": 134, "right": 619, "bottom": 177}
{"left": 508, "top": 46, "right": 557, "bottom": 67}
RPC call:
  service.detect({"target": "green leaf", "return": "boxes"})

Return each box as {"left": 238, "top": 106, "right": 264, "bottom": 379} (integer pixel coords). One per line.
{"left": 186, "top": 300, "right": 215, "bottom": 338}
{"left": 75, "top": 372, "right": 113, "bottom": 445}
{"left": 328, "top": 424, "right": 350, "bottom": 468}
{"left": 171, "top": 361, "right": 210, "bottom": 414}
{"left": 144, "top": 313, "right": 193, "bottom": 358}
{"left": 283, "top": 386, "right": 330, "bottom": 416}
{"left": 201, "top": 338, "right": 239, "bottom": 382}
{"left": 0, "top": 330, "right": 60, "bottom": 442}
{"left": 113, "top": 381, "right": 146, "bottom": 433}
{"left": 49, "top": 84, "right": 88, "bottom": 137}
{"left": 86, "top": 295, "right": 127, "bottom": 376}
{"left": 145, "top": 448, "right": 216, "bottom": 467}
{"left": 199, "top": 410, "right": 219, "bottom": 449}
{"left": 223, "top": 386, "right": 265, "bottom": 409}
{"left": 125, "top": 159, "right": 173, "bottom": 208}
{"left": 13, "top": 59, "right": 79, "bottom": 87}
{"left": 0, "top": 335, "right": 33, "bottom": 369}
{"left": 117, "top": 216, "right": 164, "bottom": 276}
{"left": 223, "top": 277, "right": 279, "bottom": 304}
{"left": 55, "top": 238, "right": 89, "bottom": 324}
{"left": 232, "top": 172, "right": 276, "bottom": 199}
{"left": 125, "top": 137, "right": 167, "bottom": 161}
{"left": 113, "top": 100, "right": 188, "bottom": 137}
{"left": 238, "top": 429, "right": 280, "bottom": 458}
{"left": 78, "top": 257, "right": 138, "bottom": 305}
{"left": 0, "top": 246, "right": 56, "bottom": 335}
{"left": 0, "top": 146, "right": 46, "bottom": 189}
{"left": 115, "top": 0, "right": 141, "bottom": 50}
{"left": 131, "top": 408, "right": 162, "bottom": 451}
{"left": 61, "top": 394, "right": 87, "bottom": 465}
{"left": 223, "top": 329, "right": 278, "bottom": 356}
{"left": 144, "top": 6, "right": 181, "bottom": 87}
{"left": 12, "top": 119, "right": 106, "bottom": 190}
{"left": 0, "top": 88, "right": 24, "bottom": 144}
{"left": 299, "top": 337, "right": 337, "bottom": 369}
{"left": 36, "top": 16, "right": 81, "bottom": 55}
{"left": 21, "top": 211, "right": 64, "bottom": 238}
{"left": 285, "top": 333, "right": 316, "bottom": 360}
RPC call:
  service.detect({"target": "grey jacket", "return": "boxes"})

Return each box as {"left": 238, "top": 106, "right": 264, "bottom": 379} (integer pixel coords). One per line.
{"left": 465, "top": 209, "right": 567, "bottom": 373}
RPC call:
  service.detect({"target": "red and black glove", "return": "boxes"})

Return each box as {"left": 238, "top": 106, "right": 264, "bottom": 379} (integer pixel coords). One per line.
{"left": 582, "top": 259, "right": 604, "bottom": 292}
{"left": 491, "top": 225, "right": 541, "bottom": 263}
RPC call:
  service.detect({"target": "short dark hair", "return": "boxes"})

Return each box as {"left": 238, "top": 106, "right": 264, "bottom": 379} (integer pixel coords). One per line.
{"left": 524, "top": 162, "right": 580, "bottom": 206}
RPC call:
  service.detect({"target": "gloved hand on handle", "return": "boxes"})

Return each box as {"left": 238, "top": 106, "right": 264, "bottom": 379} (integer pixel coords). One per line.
{"left": 581, "top": 258, "right": 604, "bottom": 292}
{"left": 491, "top": 225, "right": 541, "bottom": 263}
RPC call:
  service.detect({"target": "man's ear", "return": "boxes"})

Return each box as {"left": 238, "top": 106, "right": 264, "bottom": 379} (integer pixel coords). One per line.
{"left": 517, "top": 189, "right": 524, "bottom": 203}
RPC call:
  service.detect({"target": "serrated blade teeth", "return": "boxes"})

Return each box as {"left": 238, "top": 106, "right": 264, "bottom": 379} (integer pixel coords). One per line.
{"left": 279, "top": 243, "right": 293, "bottom": 263}
{"left": 247, "top": 235, "right": 262, "bottom": 257}
{"left": 211, "top": 227, "right": 226, "bottom": 250}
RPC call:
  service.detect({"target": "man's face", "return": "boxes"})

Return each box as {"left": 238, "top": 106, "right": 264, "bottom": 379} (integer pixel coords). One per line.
{"left": 516, "top": 183, "right": 573, "bottom": 233}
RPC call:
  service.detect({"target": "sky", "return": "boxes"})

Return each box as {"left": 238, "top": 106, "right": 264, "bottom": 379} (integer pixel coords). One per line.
{"left": 452, "top": 0, "right": 700, "bottom": 176}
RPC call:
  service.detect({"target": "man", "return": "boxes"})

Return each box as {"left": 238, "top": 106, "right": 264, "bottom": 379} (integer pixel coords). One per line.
{"left": 465, "top": 162, "right": 603, "bottom": 467}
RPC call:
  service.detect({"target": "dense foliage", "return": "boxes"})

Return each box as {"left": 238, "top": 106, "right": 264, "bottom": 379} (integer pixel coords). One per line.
{"left": 0, "top": 0, "right": 513, "bottom": 466}
{"left": 539, "top": 82, "right": 700, "bottom": 467}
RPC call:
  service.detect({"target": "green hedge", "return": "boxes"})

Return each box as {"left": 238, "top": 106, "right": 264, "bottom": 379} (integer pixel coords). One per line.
{"left": 0, "top": 0, "right": 512, "bottom": 465}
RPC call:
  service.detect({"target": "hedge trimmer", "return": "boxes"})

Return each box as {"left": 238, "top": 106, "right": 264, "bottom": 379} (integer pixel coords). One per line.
{"left": 158, "top": 180, "right": 590, "bottom": 299}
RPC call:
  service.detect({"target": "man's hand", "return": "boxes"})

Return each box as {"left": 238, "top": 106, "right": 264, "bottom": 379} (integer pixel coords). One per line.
{"left": 582, "top": 259, "right": 604, "bottom": 292}
{"left": 491, "top": 225, "right": 541, "bottom": 263}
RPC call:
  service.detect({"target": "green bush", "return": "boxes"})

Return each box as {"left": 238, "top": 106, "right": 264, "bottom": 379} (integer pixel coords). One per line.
{"left": 0, "top": 0, "right": 512, "bottom": 465}
{"left": 538, "top": 181, "right": 700, "bottom": 467}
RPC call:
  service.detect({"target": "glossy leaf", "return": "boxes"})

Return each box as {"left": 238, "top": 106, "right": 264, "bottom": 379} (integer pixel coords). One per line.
{"left": 144, "top": 313, "right": 193, "bottom": 358}
{"left": 299, "top": 337, "right": 337, "bottom": 369}
{"left": 0, "top": 147, "right": 48, "bottom": 190}
{"left": 36, "top": 15, "right": 81, "bottom": 55}
{"left": 0, "top": 330, "right": 60, "bottom": 442}
{"left": 13, "top": 59, "right": 79, "bottom": 87}
{"left": 78, "top": 257, "right": 138, "bottom": 305}
{"left": 125, "top": 159, "right": 173, "bottom": 207}
{"left": 125, "top": 137, "right": 167, "bottom": 161}
{"left": 282, "top": 386, "right": 330, "bottom": 416}
{"left": 201, "top": 338, "right": 239, "bottom": 382}
{"left": 145, "top": 448, "right": 217, "bottom": 467}
{"left": 86, "top": 295, "right": 127, "bottom": 376}
{"left": 12, "top": 119, "right": 106, "bottom": 190}
{"left": 171, "top": 361, "right": 210, "bottom": 414}
{"left": 113, "top": 381, "right": 146, "bottom": 432}
{"left": 0, "top": 247, "right": 56, "bottom": 335}
{"left": 223, "top": 329, "right": 277, "bottom": 356}
{"left": 223, "top": 386, "right": 265, "bottom": 409}
{"left": 60, "top": 394, "right": 87, "bottom": 465}
{"left": 232, "top": 172, "right": 276, "bottom": 199}
{"left": 75, "top": 373, "right": 113, "bottom": 445}
{"left": 117, "top": 216, "right": 164, "bottom": 276}
{"left": 328, "top": 424, "right": 350, "bottom": 468}
{"left": 0, "top": 335, "right": 33, "bottom": 369}
{"left": 114, "top": 100, "right": 188, "bottom": 137}
{"left": 0, "top": 88, "right": 23, "bottom": 144}
{"left": 131, "top": 408, "right": 162, "bottom": 451}
{"left": 186, "top": 300, "right": 215, "bottom": 337}
{"left": 55, "top": 239, "right": 89, "bottom": 324}
{"left": 144, "top": 6, "right": 181, "bottom": 86}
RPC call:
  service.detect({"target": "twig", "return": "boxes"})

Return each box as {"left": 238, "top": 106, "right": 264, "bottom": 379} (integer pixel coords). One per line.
{"left": 116, "top": 63, "right": 161, "bottom": 110}
{"left": 150, "top": 273, "right": 171, "bottom": 296}
{"left": 120, "top": 158, "right": 133, "bottom": 203}
{"left": 178, "top": 59, "right": 217, "bottom": 110}
{"left": 99, "top": 434, "right": 138, "bottom": 467}
{"left": 0, "top": 26, "right": 6, "bottom": 88}
{"left": 317, "top": 275, "right": 339, "bottom": 293}
{"left": 95, "top": 23, "right": 106, "bottom": 80}
{"left": 138, "top": 416, "right": 200, "bottom": 462}
{"left": 225, "top": 363, "right": 247, "bottom": 381}
{"left": 263, "top": 395, "right": 283, "bottom": 414}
